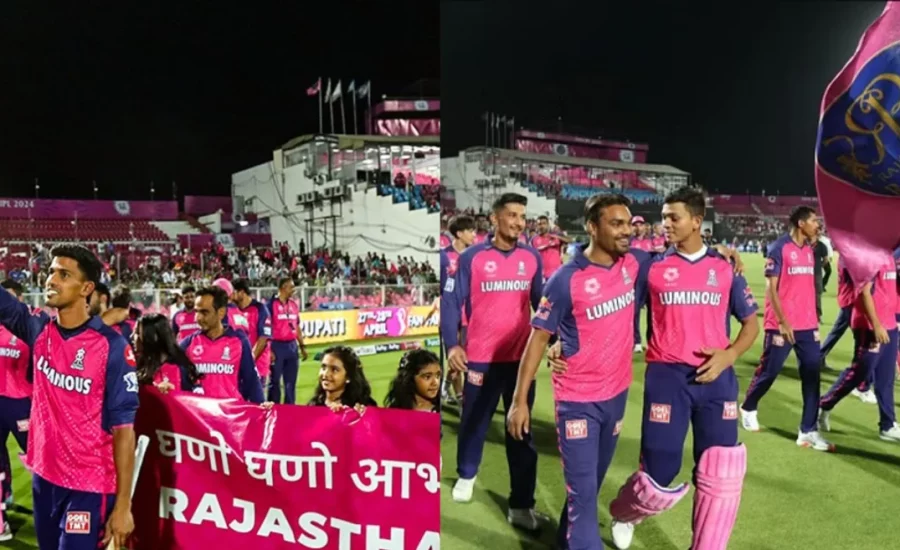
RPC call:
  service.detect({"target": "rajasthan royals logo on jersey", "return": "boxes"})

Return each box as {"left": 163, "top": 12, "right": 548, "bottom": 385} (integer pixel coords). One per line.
{"left": 9, "top": 335, "right": 16, "bottom": 346}
{"left": 517, "top": 261, "right": 526, "bottom": 276}
{"left": 817, "top": 43, "right": 900, "bottom": 196}
{"left": 706, "top": 269, "right": 718, "bottom": 287}
{"left": 71, "top": 348, "right": 86, "bottom": 371}
{"left": 222, "top": 346, "right": 231, "bottom": 360}
{"left": 622, "top": 267, "right": 632, "bottom": 285}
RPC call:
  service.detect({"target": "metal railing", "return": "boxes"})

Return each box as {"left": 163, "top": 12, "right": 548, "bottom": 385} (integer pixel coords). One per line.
{"left": 22, "top": 283, "right": 439, "bottom": 314}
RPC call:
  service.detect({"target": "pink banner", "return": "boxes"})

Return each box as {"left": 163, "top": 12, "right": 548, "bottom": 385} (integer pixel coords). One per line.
{"left": 0, "top": 198, "right": 177, "bottom": 220}
{"left": 815, "top": 2, "right": 900, "bottom": 286}
{"left": 184, "top": 195, "right": 233, "bottom": 215}
{"left": 516, "top": 130, "right": 649, "bottom": 151}
{"left": 372, "top": 99, "right": 440, "bottom": 115}
{"left": 516, "top": 139, "right": 648, "bottom": 163}
{"left": 374, "top": 118, "right": 440, "bottom": 137}
{"left": 132, "top": 389, "right": 441, "bottom": 550}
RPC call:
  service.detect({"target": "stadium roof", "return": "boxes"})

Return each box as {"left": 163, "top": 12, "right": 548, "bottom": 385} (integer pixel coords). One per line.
{"left": 282, "top": 134, "right": 439, "bottom": 151}
{"left": 464, "top": 147, "right": 690, "bottom": 176}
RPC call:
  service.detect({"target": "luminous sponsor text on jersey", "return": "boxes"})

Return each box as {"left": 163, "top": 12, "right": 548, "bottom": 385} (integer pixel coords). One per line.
{"left": 787, "top": 266, "right": 815, "bottom": 275}
{"left": 481, "top": 280, "right": 531, "bottom": 292}
{"left": 195, "top": 363, "right": 236, "bottom": 375}
{"left": 586, "top": 290, "right": 635, "bottom": 320}
{"left": 36, "top": 356, "right": 92, "bottom": 394}
{"left": 658, "top": 291, "right": 723, "bottom": 306}
{"left": 0, "top": 347, "right": 22, "bottom": 358}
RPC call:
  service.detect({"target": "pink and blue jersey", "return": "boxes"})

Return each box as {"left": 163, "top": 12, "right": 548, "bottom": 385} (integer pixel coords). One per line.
{"left": 836, "top": 256, "right": 856, "bottom": 309}
{"left": 764, "top": 234, "right": 818, "bottom": 331}
{"left": 152, "top": 362, "right": 202, "bottom": 394}
{"left": 0, "top": 290, "right": 139, "bottom": 494}
{"left": 0, "top": 325, "right": 32, "bottom": 399}
{"left": 894, "top": 247, "right": 900, "bottom": 315}
{"left": 532, "top": 248, "right": 646, "bottom": 402}
{"left": 110, "top": 320, "right": 133, "bottom": 346}
{"left": 651, "top": 235, "right": 666, "bottom": 253}
{"left": 223, "top": 303, "right": 250, "bottom": 334}
{"left": 850, "top": 254, "right": 898, "bottom": 331}
{"left": 441, "top": 239, "right": 543, "bottom": 363}
{"left": 630, "top": 237, "right": 653, "bottom": 253}
{"left": 172, "top": 309, "right": 201, "bottom": 342}
{"left": 641, "top": 248, "right": 758, "bottom": 367}
{"left": 473, "top": 232, "right": 489, "bottom": 245}
{"left": 179, "top": 327, "right": 264, "bottom": 402}
{"left": 239, "top": 299, "right": 272, "bottom": 377}
{"left": 440, "top": 232, "right": 453, "bottom": 249}
{"left": 531, "top": 233, "right": 564, "bottom": 279}
{"left": 268, "top": 297, "right": 300, "bottom": 342}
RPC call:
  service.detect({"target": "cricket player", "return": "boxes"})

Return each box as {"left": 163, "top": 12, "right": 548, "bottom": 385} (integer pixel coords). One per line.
{"left": 818, "top": 252, "right": 900, "bottom": 441}
{"left": 440, "top": 214, "right": 476, "bottom": 405}
{"left": 651, "top": 223, "right": 666, "bottom": 253}
{"left": 232, "top": 278, "right": 272, "bottom": 389}
{"left": 441, "top": 192, "right": 545, "bottom": 529}
{"left": 0, "top": 280, "right": 31, "bottom": 542}
{"left": 508, "top": 193, "right": 645, "bottom": 549}
{"left": 608, "top": 187, "right": 759, "bottom": 550}
{"left": 267, "top": 277, "right": 308, "bottom": 404}
{"left": 630, "top": 216, "right": 652, "bottom": 353}
{"left": 109, "top": 285, "right": 135, "bottom": 343}
{"left": 530, "top": 215, "right": 572, "bottom": 282}
{"left": 740, "top": 206, "right": 833, "bottom": 451}
{"left": 171, "top": 285, "right": 200, "bottom": 342}
{"left": 0, "top": 245, "right": 139, "bottom": 549}
{"left": 180, "top": 286, "right": 264, "bottom": 403}
{"left": 212, "top": 278, "right": 250, "bottom": 334}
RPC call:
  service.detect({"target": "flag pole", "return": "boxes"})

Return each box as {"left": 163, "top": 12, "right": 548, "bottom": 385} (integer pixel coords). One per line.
{"left": 327, "top": 78, "right": 335, "bottom": 134}
{"left": 340, "top": 91, "right": 347, "bottom": 135}
{"left": 367, "top": 82, "right": 372, "bottom": 134}
{"left": 351, "top": 84, "right": 358, "bottom": 135}
{"left": 484, "top": 112, "right": 489, "bottom": 146}
{"left": 318, "top": 77, "right": 323, "bottom": 134}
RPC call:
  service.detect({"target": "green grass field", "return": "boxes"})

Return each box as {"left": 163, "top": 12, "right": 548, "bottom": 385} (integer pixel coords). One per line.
{"left": 4, "top": 336, "right": 436, "bottom": 549}
{"left": 440, "top": 254, "right": 900, "bottom": 550}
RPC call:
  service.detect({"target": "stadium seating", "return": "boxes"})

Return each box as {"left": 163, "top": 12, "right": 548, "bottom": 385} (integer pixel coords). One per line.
{"left": 0, "top": 219, "right": 168, "bottom": 241}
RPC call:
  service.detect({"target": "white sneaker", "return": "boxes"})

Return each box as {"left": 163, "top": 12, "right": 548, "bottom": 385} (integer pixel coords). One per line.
{"left": 796, "top": 430, "right": 835, "bottom": 452}
{"left": 740, "top": 407, "right": 760, "bottom": 432}
{"left": 633, "top": 344, "right": 643, "bottom": 353}
{"left": 851, "top": 388, "right": 877, "bottom": 404}
{"left": 818, "top": 409, "right": 831, "bottom": 432}
{"left": 611, "top": 520, "right": 635, "bottom": 549}
{"left": 0, "top": 522, "right": 11, "bottom": 542}
{"left": 879, "top": 423, "right": 900, "bottom": 442}
{"left": 452, "top": 477, "right": 476, "bottom": 502}
{"left": 507, "top": 508, "right": 547, "bottom": 531}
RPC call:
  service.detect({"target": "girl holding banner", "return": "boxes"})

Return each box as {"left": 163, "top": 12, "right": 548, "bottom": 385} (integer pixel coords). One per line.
{"left": 385, "top": 349, "right": 441, "bottom": 412}
{"left": 308, "top": 345, "right": 377, "bottom": 413}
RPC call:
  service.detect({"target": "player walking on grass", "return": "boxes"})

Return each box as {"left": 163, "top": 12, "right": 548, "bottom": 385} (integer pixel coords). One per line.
{"left": 817, "top": 251, "right": 900, "bottom": 442}
{"left": 232, "top": 279, "right": 272, "bottom": 390}
{"left": 607, "top": 187, "right": 759, "bottom": 550}
{"left": 740, "top": 206, "right": 834, "bottom": 451}
{"left": 0, "top": 245, "right": 139, "bottom": 549}
{"left": 508, "top": 194, "right": 646, "bottom": 549}
{"left": 441, "top": 192, "right": 546, "bottom": 530}
{"left": 267, "top": 277, "right": 309, "bottom": 404}
{"left": 440, "top": 214, "right": 476, "bottom": 406}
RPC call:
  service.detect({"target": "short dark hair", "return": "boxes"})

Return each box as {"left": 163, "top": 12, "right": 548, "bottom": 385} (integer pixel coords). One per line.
{"left": 448, "top": 215, "right": 475, "bottom": 238}
{"left": 1, "top": 279, "right": 23, "bottom": 297}
{"left": 181, "top": 285, "right": 196, "bottom": 295}
{"left": 196, "top": 286, "right": 228, "bottom": 311}
{"left": 584, "top": 194, "right": 632, "bottom": 225}
{"left": 278, "top": 277, "right": 294, "bottom": 290}
{"left": 50, "top": 245, "right": 102, "bottom": 285}
{"left": 663, "top": 186, "right": 706, "bottom": 218}
{"left": 491, "top": 193, "right": 527, "bottom": 213}
{"left": 232, "top": 278, "right": 251, "bottom": 294}
{"left": 789, "top": 206, "right": 817, "bottom": 228}
{"left": 94, "top": 282, "right": 110, "bottom": 303}
{"left": 537, "top": 215, "right": 550, "bottom": 222}
{"left": 111, "top": 285, "right": 132, "bottom": 309}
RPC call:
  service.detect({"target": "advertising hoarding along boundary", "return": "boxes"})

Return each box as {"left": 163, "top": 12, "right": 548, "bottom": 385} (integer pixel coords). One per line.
{"left": 300, "top": 305, "right": 439, "bottom": 345}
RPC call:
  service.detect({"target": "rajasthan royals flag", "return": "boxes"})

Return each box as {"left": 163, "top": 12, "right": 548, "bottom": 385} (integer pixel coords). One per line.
{"left": 815, "top": 2, "right": 900, "bottom": 286}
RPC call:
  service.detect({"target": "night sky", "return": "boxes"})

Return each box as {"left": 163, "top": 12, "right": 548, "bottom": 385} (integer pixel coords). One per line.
{"left": 441, "top": 2, "right": 885, "bottom": 195}
{"left": 0, "top": 3, "right": 438, "bottom": 201}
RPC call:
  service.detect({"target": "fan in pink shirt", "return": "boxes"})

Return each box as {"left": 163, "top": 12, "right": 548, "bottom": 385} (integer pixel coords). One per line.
{"left": 606, "top": 187, "right": 760, "bottom": 550}
{"left": 819, "top": 251, "right": 900, "bottom": 442}
{"left": 171, "top": 285, "right": 200, "bottom": 342}
{"left": 440, "top": 214, "right": 476, "bottom": 406}
{"left": 441, "top": 193, "right": 546, "bottom": 529}
{"left": 508, "top": 194, "right": 650, "bottom": 548}
{"left": 741, "top": 206, "right": 831, "bottom": 450}
{"left": 629, "top": 216, "right": 654, "bottom": 252}
{"left": 0, "top": 245, "right": 139, "bottom": 549}
{"left": 0, "top": 280, "right": 32, "bottom": 541}
{"left": 530, "top": 215, "right": 572, "bottom": 282}
{"left": 131, "top": 313, "right": 204, "bottom": 394}
{"left": 232, "top": 278, "right": 272, "bottom": 389}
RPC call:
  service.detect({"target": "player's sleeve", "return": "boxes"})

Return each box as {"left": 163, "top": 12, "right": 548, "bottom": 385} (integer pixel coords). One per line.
{"left": 102, "top": 335, "right": 140, "bottom": 433}
{"left": 634, "top": 253, "right": 654, "bottom": 309}
{"left": 729, "top": 273, "right": 759, "bottom": 321}
{"left": 765, "top": 242, "right": 783, "bottom": 277}
{"left": 171, "top": 314, "right": 180, "bottom": 336}
{"left": 440, "top": 249, "right": 470, "bottom": 349}
{"left": 0, "top": 288, "right": 46, "bottom": 346}
{"left": 531, "top": 270, "right": 571, "bottom": 334}
{"left": 256, "top": 303, "right": 271, "bottom": 339}
{"left": 237, "top": 333, "right": 264, "bottom": 403}
{"left": 530, "top": 250, "right": 544, "bottom": 310}
{"left": 439, "top": 249, "right": 449, "bottom": 290}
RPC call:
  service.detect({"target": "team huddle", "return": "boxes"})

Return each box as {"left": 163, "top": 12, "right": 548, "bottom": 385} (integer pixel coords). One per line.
{"left": 439, "top": 188, "right": 900, "bottom": 550}
{"left": 0, "top": 247, "right": 441, "bottom": 548}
